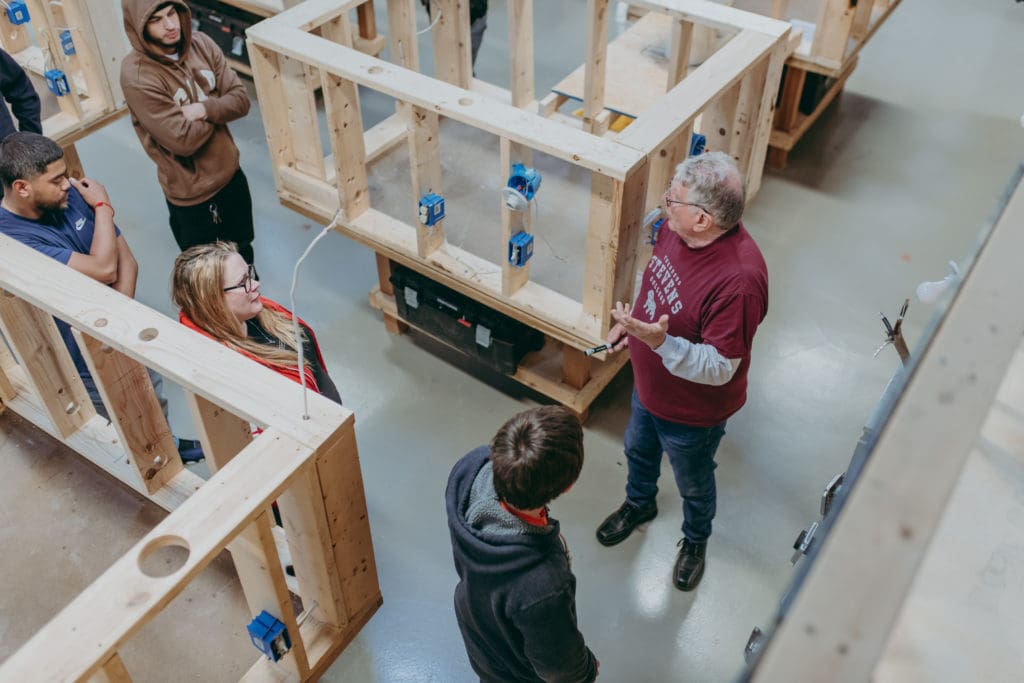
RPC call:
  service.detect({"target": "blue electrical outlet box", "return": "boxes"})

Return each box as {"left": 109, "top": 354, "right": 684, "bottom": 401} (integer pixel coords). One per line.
{"left": 418, "top": 192, "right": 445, "bottom": 226}
{"left": 247, "top": 611, "right": 291, "bottom": 662}
{"left": 60, "top": 30, "right": 75, "bottom": 55}
{"left": 45, "top": 69, "right": 70, "bottom": 97}
{"left": 649, "top": 216, "right": 666, "bottom": 245}
{"left": 508, "top": 231, "right": 534, "bottom": 267}
{"left": 6, "top": 0, "right": 29, "bottom": 24}
{"left": 689, "top": 132, "right": 707, "bottom": 157}
{"left": 507, "top": 163, "right": 542, "bottom": 201}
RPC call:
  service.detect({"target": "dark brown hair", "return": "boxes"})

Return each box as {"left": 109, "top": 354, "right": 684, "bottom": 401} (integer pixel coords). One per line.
{"left": 490, "top": 406, "right": 584, "bottom": 510}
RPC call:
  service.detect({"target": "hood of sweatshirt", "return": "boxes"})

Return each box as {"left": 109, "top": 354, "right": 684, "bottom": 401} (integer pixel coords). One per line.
{"left": 122, "top": 0, "right": 193, "bottom": 63}
{"left": 446, "top": 447, "right": 563, "bottom": 579}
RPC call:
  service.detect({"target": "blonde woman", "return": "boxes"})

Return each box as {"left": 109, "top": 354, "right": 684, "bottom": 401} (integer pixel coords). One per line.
{"left": 172, "top": 241, "right": 341, "bottom": 404}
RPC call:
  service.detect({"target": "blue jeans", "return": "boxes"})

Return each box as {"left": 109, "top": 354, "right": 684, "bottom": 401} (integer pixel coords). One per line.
{"left": 624, "top": 390, "right": 726, "bottom": 543}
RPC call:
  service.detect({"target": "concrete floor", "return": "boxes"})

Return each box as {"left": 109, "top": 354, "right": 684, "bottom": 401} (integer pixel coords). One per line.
{"left": 2, "top": 0, "right": 1023, "bottom": 681}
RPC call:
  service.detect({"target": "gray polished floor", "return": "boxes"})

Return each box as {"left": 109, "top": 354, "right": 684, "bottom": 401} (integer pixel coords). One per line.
{"left": 2, "top": 0, "right": 1023, "bottom": 681}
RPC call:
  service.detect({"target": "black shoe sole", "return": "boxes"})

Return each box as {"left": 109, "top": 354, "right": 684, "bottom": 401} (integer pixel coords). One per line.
{"left": 595, "top": 506, "right": 658, "bottom": 547}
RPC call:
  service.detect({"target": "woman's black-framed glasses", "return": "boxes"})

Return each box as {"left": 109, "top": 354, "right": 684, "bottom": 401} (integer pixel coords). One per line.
{"left": 223, "top": 264, "right": 258, "bottom": 293}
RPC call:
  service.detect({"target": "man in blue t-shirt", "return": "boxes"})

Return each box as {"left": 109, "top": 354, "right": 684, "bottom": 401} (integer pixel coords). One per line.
{"left": 0, "top": 132, "right": 202, "bottom": 461}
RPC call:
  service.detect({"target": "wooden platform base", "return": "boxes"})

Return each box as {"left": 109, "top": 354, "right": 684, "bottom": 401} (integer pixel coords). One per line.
{"left": 766, "top": 55, "right": 857, "bottom": 169}
{"left": 368, "top": 258, "right": 630, "bottom": 421}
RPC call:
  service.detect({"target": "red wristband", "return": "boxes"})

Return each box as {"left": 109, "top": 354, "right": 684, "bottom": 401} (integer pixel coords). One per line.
{"left": 94, "top": 201, "right": 114, "bottom": 217}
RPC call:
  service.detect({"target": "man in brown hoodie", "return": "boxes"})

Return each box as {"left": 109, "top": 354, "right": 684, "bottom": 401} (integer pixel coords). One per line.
{"left": 120, "top": 0, "right": 256, "bottom": 264}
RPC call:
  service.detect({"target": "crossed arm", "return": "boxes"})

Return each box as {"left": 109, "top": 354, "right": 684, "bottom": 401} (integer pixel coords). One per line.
{"left": 65, "top": 177, "right": 138, "bottom": 297}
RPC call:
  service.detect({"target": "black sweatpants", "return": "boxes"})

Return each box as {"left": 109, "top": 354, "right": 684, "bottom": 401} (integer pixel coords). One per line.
{"left": 167, "top": 168, "right": 255, "bottom": 264}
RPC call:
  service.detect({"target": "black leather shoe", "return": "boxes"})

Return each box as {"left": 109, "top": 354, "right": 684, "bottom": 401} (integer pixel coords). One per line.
{"left": 674, "top": 538, "right": 707, "bottom": 591}
{"left": 596, "top": 500, "right": 657, "bottom": 546}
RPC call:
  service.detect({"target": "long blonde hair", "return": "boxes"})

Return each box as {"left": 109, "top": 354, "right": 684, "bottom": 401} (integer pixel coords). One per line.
{"left": 172, "top": 242, "right": 308, "bottom": 368}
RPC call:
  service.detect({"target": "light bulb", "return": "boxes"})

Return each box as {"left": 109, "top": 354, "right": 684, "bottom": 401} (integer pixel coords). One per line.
{"left": 915, "top": 260, "right": 960, "bottom": 305}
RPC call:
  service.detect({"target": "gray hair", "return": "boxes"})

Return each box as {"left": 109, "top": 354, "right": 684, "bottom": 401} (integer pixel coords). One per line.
{"left": 672, "top": 151, "right": 745, "bottom": 230}
{"left": 0, "top": 133, "right": 64, "bottom": 189}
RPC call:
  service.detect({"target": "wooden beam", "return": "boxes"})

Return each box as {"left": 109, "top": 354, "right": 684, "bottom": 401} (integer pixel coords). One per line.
{"left": 60, "top": 0, "right": 118, "bottom": 109}
{"left": 320, "top": 6, "right": 355, "bottom": 47}
{"left": 616, "top": 29, "right": 778, "bottom": 155}
{"left": 184, "top": 391, "right": 253, "bottom": 474}
{"left": 246, "top": 25, "right": 646, "bottom": 180}
{"left": 667, "top": 18, "right": 695, "bottom": 89}
{"left": 430, "top": 0, "right": 472, "bottom": 88}
{"left": 280, "top": 54, "right": 326, "bottom": 178}
{"left": 562, "top": 346, "right": 591, "bottom": 390}
{"left": 750, "top": 170, "right": 1024, "bottom": 682}
{"left": 0, "top": 335, "right": 17, "bottom": 402}
{"left": 267, "top": 0, "right": 368, "bottom": 32}
{"left": 88, "top": 653, "right": 133, "bottom": 683}
{"left": 374, "top": 254, "right": 409, "bottom": 334}
{"left": 247, "top": 43, "right": 291, "bottom": 195}
{"left": 500, "top": 138, "right": 533, "bottom": 296}
{"left": 0, "top": 22, "right": 31, "bottom": 53}
{"left": 700, "top": 79, "right": 741, "bottom": 153}
{"left": 0, "top": 429, "right": 317, "bottom": 682}
{"left": 356, "top": 1, "right": 377, "bottom": 40}
{"left": 729, "top": 57, "right": 768, "bottom": 173}
{"left": 810, "top": 0, "right": 856, "bottom": 65}
{"left": 408, "top": 106, "right": 446, "bottom": 257}
{"left": 628, "top": 0, "right": 791, "bottom": 37}
{"left": 277, "top": 465, "right": 350, "bottom": 630}
{"left": 0, "top": 291, "right": 94, "bottom": 438}
{"left": 583, "top": 0, "right": 610, "bottom": 133}
{"left": 0, "top": 234, "right": 350, "bottom": 449}
{"left": 745, "top": 44, "right": 788, "bottom": 198}
{"left": 581, "top": 159, "right": 649, "bottom": 334}
{"left": 645, "top": 121, "right": 692, "bottom": 215}
{"left": 75, "top": 331, "right": 184, "bottom": 495}
{"left": 229, "top": 512, "right": 310, "bottom": 679}
{"left": 322, "top": 71, "right": 370, "bottom": 220}
{"left": 313, "top": 424, "right": 381, "bottom": 623}
{"left": 386, "top": 0, "right": 419, "bottom": 71}
{"left": 507, "top": 0, "right": 535, "bottom": 108}
{"left": 582, "top": 174, "right": 625, "bottom": 328}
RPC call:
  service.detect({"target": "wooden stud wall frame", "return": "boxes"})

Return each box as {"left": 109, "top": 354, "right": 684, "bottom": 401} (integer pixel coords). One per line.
{"left": 0, "top": 235, "right": 381, "bottom": 681}
{"left": 246, "top": 0, "right": 791, "bottom": 417}
{"left": 767, "top": 0, "right": 902, "bottom": 168}
{"left": 0, "top": 0, "right": 128, "bottom": 147}
{"left": 217, "top": 0, "right": 386, "bottom": 75}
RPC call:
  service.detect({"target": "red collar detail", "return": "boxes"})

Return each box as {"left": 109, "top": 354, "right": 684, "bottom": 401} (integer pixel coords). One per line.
{"left": 499, "top": 501, "right": 548, "bottom": 527}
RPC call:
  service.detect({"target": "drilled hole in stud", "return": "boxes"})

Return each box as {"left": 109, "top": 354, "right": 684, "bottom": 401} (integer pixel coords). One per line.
{"left": 368, "top": 66, "right": 383, "bottom": 74}
{"left": 64, "top": 401, "right": 78, "bottom": 414}
{"left": 138, "top": 328, "right": 159, "bottom": 341}
{"left": 94, "top": 318, "right": 108, "bottom": 327}
{"left": 458, "top": 97, "right": 473, "bottom": 106}
{"left": 138, "top": 535, "right": 190, "bottom": 578}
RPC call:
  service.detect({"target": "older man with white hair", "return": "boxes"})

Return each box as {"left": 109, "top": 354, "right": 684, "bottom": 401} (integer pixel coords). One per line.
{"left": 596, "top": 152, "right": 769, "bottom": 592}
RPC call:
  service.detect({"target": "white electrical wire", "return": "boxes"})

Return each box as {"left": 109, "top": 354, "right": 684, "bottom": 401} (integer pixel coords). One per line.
{"left": 418, "top": 9, "right": 442, "bottom": 35}
{"left": 289, "top": 209, "right": 341, "bottom": 420}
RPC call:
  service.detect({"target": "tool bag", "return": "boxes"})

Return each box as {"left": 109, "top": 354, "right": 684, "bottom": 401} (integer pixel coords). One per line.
{"left": 390, "top": 265, "right": 545, "bottom": 375}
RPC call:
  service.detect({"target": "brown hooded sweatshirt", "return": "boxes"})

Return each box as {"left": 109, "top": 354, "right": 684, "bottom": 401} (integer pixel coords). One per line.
{"left": 120, "top": 0, "right": 250, "bottom": 206}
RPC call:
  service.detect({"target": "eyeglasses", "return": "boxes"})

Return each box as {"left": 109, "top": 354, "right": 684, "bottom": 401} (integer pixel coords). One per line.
{"left": 223, "top": 264, "right": 258, "bottom": 293}
{"left": 663, "top": 189, "right": 709, "bottom": 214}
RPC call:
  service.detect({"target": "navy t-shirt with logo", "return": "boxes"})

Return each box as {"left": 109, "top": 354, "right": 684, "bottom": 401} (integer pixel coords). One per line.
{"left": 0, "top": 187, "right": 121, "bottom": 382}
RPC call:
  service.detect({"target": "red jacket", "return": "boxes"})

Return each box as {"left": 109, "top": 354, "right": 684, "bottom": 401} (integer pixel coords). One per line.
{"left": 179, "top": 297, "right": 328, "bottom": 393}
